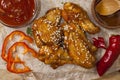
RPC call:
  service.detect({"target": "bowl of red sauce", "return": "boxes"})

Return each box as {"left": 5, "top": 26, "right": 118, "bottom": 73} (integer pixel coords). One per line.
{"left": 0, "top": 0, "right": 40, "bottom": 28}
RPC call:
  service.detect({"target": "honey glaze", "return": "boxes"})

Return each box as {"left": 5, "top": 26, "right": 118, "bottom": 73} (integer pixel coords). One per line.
{"left": 95, "top": 0, "right": 120, "bottom": 27}
{"left": 0, "top": 0, "right": 35, "bottom": 27}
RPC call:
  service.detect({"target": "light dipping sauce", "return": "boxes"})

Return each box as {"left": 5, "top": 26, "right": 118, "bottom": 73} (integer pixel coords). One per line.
{"left": 0, "top": 0, "right": 35, "bottom": 27}
{"left": 94, "top": 0, "right": 120, "bottom": 28}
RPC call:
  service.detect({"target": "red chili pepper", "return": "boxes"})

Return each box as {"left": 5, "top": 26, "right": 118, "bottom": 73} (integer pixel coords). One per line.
{"left": 96, "top": 35, "right": 120, "bottom": 76}
{"left": 93, "top": 37, "right": 106, "bottom": 49}
{"left": 7, "top": 42, "right": 38, "bottom": 73}
{"left": 1, "top": 30, "right": 33, "bottom": 62}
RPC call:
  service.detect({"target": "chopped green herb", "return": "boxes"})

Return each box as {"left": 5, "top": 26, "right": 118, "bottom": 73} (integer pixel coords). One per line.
{"left": 26, "top": 27, "right": 33, "bottom": 36}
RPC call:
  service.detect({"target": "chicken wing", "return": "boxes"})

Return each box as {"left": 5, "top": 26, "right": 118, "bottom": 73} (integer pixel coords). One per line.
{"left": 32, "top": 8, "right": 62, "bottom": 48}
{"left": 62, "top": 23, "right": 96, "bottom": 68}
{"left": 62, "top": 22, "right": 97, "bottom": 53}
{"left": 38, "top": 45, "right": 72, "bottom": 69}
{"left": 62, "top": 2, "right": 100, "bottom": 34}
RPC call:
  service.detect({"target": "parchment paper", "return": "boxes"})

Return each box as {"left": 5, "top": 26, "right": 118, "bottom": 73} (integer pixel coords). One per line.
{"left": 0, "top": 0, "right": 120, "bottom": 80}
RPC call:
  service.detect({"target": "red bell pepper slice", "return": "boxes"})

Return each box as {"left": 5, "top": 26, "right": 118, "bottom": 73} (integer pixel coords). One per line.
{"left": 7, "top": 42, "right": 38, "bottom": 73}
{"left": 1, "top": 30, "right": 33, "bottom": 61}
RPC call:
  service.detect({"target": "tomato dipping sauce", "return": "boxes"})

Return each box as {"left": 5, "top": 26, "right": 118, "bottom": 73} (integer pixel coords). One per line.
{"left": 0, "top": 0, "right": 36, "bottom": 27}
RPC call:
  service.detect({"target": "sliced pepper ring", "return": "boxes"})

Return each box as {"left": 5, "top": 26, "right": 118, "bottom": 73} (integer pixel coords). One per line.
{"left": 1, "top": 30, "right": 33, "bottom": 61}
{"left": 7, "top": 42, "right": 38, "bottom": 73}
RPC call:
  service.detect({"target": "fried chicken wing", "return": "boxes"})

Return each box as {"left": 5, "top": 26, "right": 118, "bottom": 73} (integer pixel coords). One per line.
{"left": 62, "top": 2, "right": 100, "bottom": 34}
{"left": 32, "top": 8, "right": 62, "bottom": 47}
{"left": 38, "top": 45, "right": 72, "bottom": 69}
{"left": 62, "top": 22, "right": 97, "bottom": 53}
{"left": 68, "top": 32, "right": 95, "bottom": 68}
{"left": 62, "top": 23, "right": 96, "bottom": 68}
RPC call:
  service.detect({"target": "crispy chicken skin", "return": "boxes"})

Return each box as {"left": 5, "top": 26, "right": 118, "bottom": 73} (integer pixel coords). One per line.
{"left": 62, "top": 2, "right": 100, "bottom": 34}
{"left": 32, "top": 3, "right": 99, "bottom": 69}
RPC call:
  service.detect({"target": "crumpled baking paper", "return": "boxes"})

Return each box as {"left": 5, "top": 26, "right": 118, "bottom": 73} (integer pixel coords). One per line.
{"left": 0, "top": 0, "right": 120, "bottom": 80}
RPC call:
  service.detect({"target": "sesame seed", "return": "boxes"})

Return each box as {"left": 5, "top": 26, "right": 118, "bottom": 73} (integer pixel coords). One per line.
{"left": 64, "top": 25, "right": 69, "bottom": 30}
{"left": 75, "top": 13, "right": 80, "bottom": 18}
{"left": 34, "top": 24, "right": 37, "bottom": 27}
{"left": 64, "top": 36, "right": 67, "bottom": 40}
